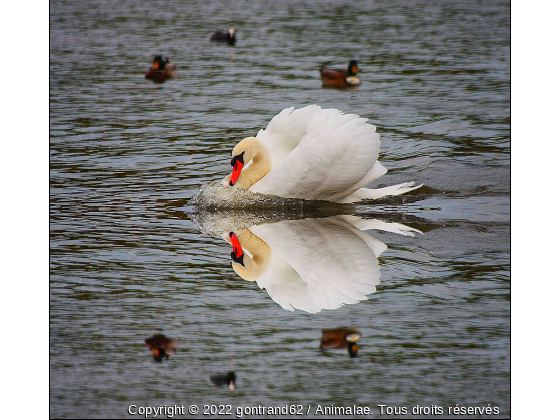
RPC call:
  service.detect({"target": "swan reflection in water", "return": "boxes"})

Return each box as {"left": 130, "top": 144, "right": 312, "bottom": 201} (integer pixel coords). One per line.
{"left": 213, "top": 214, "right": 421, "bottom": 314}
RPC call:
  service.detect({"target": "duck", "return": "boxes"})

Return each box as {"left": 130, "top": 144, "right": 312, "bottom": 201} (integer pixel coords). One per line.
{"left": 210, "top": 28, "right": 236, "bottom": 45}
{"left": 210, "top": 371, "right": 236, "bottom": 390}
{"left": 145, "top": 55, "right": 178, "bottom": 83}
{"left": 145, "top": 334, "right": 178, "bottom": 362}
{"left": 320, "top": 327, "right": 361, "bottom": 358}
{"left": 320, "top": 60, "right": 360, "bottom": 88}
{"left": 221, "top": 105, "right": 422, "bottom": 203}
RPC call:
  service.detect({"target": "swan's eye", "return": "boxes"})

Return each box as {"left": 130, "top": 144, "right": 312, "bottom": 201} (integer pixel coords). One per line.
{"left": 231, "top": 152, "right": 245, "bottom": 167}
{"left": 231, "top": 251, "right": 245, "bottom": 266}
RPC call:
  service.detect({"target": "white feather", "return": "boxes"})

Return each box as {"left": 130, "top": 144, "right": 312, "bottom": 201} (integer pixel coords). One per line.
{"left": 230, "top": 105, "right": 421, "bottom": 202}
{"left": 247, "top": 216, "right": 384, "bottom": 312}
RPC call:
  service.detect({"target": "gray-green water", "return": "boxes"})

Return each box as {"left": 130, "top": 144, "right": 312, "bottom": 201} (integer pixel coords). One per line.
{"left": 50, "top": 0, "right": 510, "bottom": 418}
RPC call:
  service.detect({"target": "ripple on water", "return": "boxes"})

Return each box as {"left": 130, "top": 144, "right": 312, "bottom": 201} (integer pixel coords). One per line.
{"left": 189, "top": 181, "right": 352, "bottom": 210}
{"left": 50, "top": 0, "right": 510, "bottom": 416}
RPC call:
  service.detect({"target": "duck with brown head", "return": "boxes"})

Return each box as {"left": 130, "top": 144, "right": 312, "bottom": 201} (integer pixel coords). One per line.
{"left": 320, "top": 60, "right": 360, "bottom": 88}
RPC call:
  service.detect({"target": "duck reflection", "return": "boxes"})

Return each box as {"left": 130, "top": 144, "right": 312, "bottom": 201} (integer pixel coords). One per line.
{"left": 145, "top": 334, "right": 178, "bottom": 362}
{"left": 210, "top": 371, "right": 236, "bottom": 390}
{"left": 320, "top": 327, "right": 361, "bottom": 358}
{"left": 220, "top": 215, "right": 420, "bottom": 313}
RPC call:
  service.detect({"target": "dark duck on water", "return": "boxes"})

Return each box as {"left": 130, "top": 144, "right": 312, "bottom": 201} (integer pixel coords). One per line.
{"left": 210, "top": 371, "right": 236, "bottom": 390}
{"left": 145, "top": 55, "right": 178, "bottom": 83}
{"left": 210, "top": 28, "right": 236, "bottom": 45}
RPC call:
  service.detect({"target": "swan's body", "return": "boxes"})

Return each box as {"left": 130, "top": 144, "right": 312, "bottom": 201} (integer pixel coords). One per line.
{"left": 223, "top": 216, "right": 421, "bottom": 313}
{"left": 222, "top": 105, "right": 421, "bottom": 203}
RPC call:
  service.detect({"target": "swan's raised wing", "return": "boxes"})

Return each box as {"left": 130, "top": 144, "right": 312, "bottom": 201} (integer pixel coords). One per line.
{"left": 255, "top": 105, "right": 323, "bottom": 166}
{"left": 251, "top": 217, "right": 382, "bottom": 311}
{"left": 251, "top": 108, "right": 381, "bottom": 201}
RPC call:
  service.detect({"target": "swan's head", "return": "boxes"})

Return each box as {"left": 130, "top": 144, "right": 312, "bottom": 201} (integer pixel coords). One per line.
{"left": 227, "top": 137, "right": 263, "bottom": 187}
{"left": 347, "top": 60, "right": 359, "bottom": 75}
{"left": 228, "top": 231, "right": 261, "bottom": 281}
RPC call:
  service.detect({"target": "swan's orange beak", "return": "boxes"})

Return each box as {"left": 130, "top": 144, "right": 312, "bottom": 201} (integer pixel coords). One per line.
{"left": 230, "top": 161, "right": 243, "bottom": 186}
{"left": 153, "top": 61, "right": 160, "bottom": 70}
{"left": 229, "top": 232, "right": 243, "bottom": 259}
{"left": 229, "top": 153, "right": 245, "bottom": 186}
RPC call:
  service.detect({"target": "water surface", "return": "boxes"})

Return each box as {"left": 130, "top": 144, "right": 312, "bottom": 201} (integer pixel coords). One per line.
{"left": 50, "top": 0, "right": 510, "bottom": 418}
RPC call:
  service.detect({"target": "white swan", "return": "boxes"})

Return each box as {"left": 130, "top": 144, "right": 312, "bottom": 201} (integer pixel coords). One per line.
{"left": 222, "top": 215, "right": 421, "bottom": 313}
{"left": 222, "top": 105, "right": 422, "bottom": 203}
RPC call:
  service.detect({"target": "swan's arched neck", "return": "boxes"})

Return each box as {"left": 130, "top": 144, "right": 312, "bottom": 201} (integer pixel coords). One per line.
{"left": 222, "top": 137, "right": 272, "bottom": 190}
